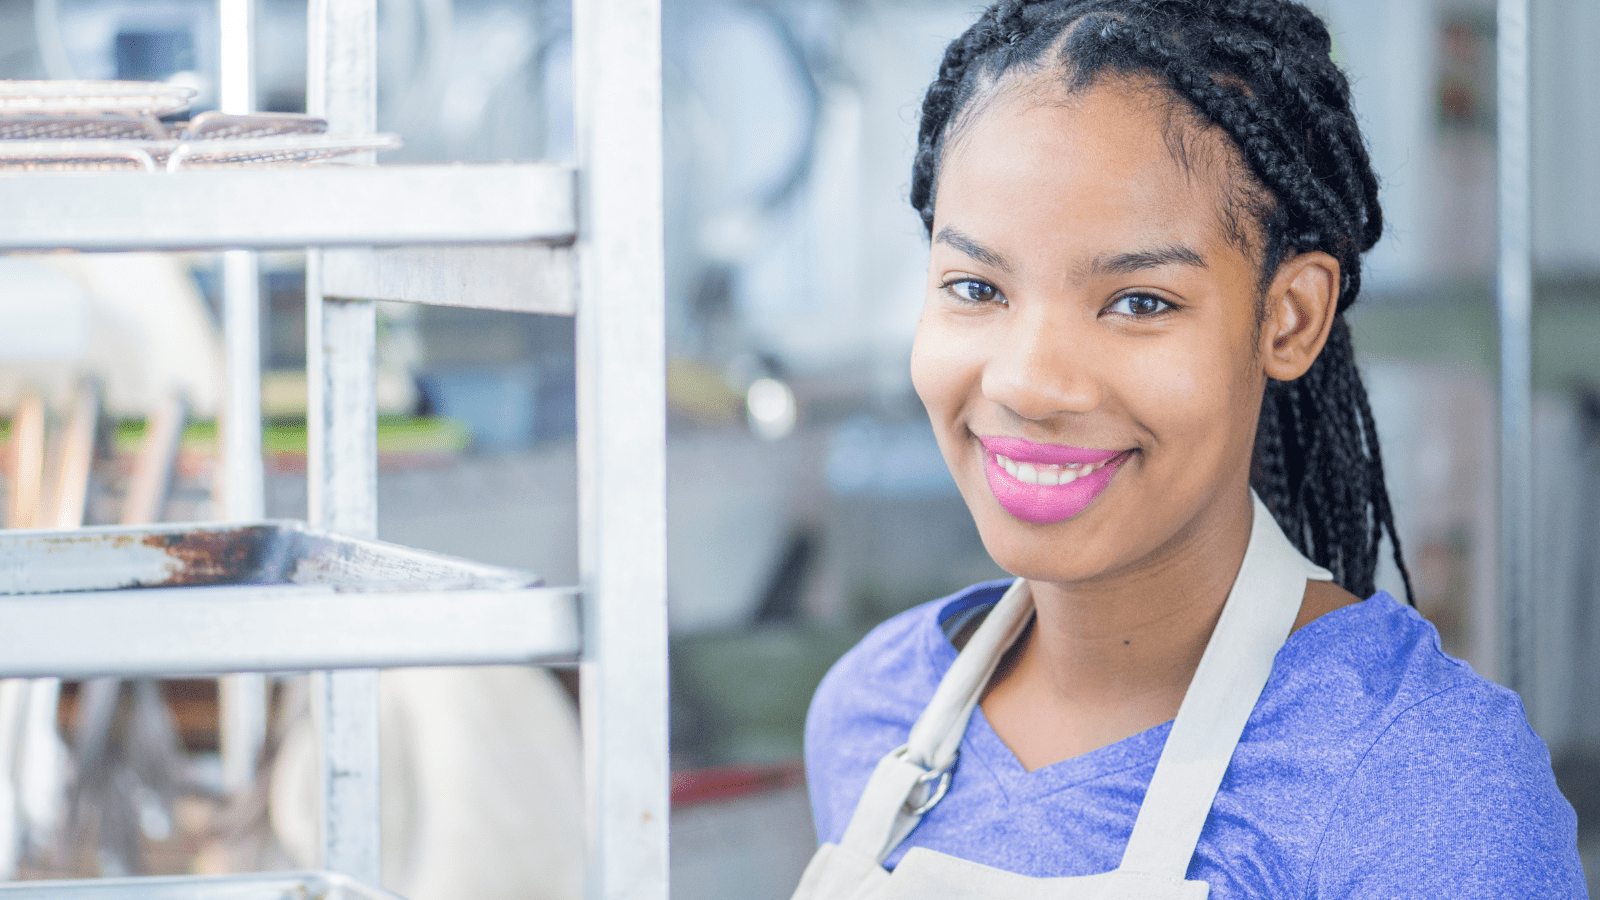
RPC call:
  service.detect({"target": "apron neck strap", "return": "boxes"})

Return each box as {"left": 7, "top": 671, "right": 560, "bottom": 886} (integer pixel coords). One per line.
{"left": 836, "top": 492, "right": 1331, "bottom": 869}
{"left": 1115, "top": 493, "right": 1331, "bottom": 878}
{"left": 838, "top": 576, "right": 1035, "bottom": 860}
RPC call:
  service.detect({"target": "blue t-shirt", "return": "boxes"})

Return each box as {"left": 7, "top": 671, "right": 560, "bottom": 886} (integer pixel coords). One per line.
{"left": 805, "top": 581, "right": 1587, "bottom": 898}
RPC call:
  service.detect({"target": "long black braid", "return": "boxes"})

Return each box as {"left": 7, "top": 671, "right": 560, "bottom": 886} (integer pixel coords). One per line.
{"left": 912, "top": 0, "right": 1414, "bottom": 602}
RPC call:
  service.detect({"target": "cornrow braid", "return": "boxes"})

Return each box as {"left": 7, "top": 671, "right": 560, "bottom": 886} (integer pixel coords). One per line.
{"left": 912, "top": 0, "right": 1414, "bottom": 603}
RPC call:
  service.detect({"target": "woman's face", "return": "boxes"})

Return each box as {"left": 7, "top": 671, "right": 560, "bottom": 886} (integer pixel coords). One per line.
{"left": 911, "top": 75, "right": 1273, "bottom": 585}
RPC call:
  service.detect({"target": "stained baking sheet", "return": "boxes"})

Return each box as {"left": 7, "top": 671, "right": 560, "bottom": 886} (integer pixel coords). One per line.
{"left": 0, "top": 519, "right": 539, "bottom": 595}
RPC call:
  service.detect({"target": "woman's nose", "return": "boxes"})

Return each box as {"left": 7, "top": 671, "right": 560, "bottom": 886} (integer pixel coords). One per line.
{"left": 980, "top": 306, "right": 1104, "bottom": 422}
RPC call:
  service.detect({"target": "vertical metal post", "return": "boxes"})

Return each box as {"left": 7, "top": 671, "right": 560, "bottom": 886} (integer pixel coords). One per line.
{"left": 1497, "top": 0, "right": 1534, "bottom": 699}
{"left": 307, "top": 0, "right": 381, "bottom": 883}
{"left": 218, "top": 0, "right": 270, "bottom": 796}
{"left": 573, "top": 0, "right": 668, "bottom": 889}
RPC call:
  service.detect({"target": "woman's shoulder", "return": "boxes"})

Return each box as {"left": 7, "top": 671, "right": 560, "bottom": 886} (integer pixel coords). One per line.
{"left": 807, "top": 579, "right": 1012, "bottom": 735}
{"left": 1273, "top": 593, "right": 1585, "bottom": 896}
{"left": 1264, "top": 590, "right": 1549, "bottom": 781}
{"left": 1274, "top": 590, "right": 1494, "bottom": 720}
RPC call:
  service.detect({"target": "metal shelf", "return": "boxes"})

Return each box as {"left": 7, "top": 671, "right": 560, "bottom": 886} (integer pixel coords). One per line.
{"left": 322, "top": 243, "right": 576, "bottom": 314}
{"left": 0, "top": 163, "right": 575, "bottom": 252}
{"left": 0, "top": 871, "right": 404, "bottom": 899}
{"left": 0, "top": 521, "right": 580, "bottom": 678}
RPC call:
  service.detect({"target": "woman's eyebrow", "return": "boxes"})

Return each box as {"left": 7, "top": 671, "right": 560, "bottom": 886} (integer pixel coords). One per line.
{"left": 934, "top": 226, "right": 1013, "bottom": 273}
{"left": 1087, "top": 245, "right": 1206, "bottom": 276}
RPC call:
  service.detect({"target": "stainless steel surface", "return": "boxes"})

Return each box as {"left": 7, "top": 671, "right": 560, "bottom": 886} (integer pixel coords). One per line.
{"left": 308, "top": 0, "right": 376, "bottom": 141}
{"left": 0, "top": 520, "right": 539, "bottom": 594}
{"left": 307, "top": 0, "right": 382, "bottom": 881}
{"left": 219, "top": 0, "right": 271, "bottom": 792}
{"left": 312, "top": 669, "right": 381, "bottom": 883}
{"left": 574, "top": 0, "right": 670, "bottom": 892}
{"left": 0, "top": 164, "right": 576, "bottom": 251}
{"left": 0, "top": 583, "right": 579, "bottom": 677}
{"left": 322, "top": 244, "right": 578, "bottom": 314}
{"left": 222, "top": 244, "right": 268, "bottom": 793}
{"left": 305, "top": 290, "right": 378, "bottom": 544}
{"left": 0, "top": 871, "right": 407, "bottom": 899}
{"left": 222, "top": 249, "right": 265, "bottom": 525}
{"left": 0, "top": 521, "right": 578, "bottom": 677}
{"left": 0, "top": 0, "right": 668, "bottom": 890}
{"left": 1498, "top": 0, "right": 1533, "bottom": 695}
{"left": 0, "top": 81, "right": 194, "bottom": 115}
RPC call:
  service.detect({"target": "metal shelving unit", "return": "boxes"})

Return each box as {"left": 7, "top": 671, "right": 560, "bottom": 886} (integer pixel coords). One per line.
{"left": 0, "top": 0, "right": 667, "bottom": 894}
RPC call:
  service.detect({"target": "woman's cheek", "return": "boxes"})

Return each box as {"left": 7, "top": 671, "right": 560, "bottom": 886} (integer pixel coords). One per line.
{"left": 1117, "top": 341, "right": 1223, "bottom": 448}
{"left": 910, "top": 313, "right": 973, "bottom": 420}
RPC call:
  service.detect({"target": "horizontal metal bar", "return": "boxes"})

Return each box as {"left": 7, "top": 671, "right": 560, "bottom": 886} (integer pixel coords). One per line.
{"left": 0, "top": 519, "right": 538, "bottom": 594}
{"left": 0, "top": 163, "right": 576, "bottom": 251}
{"left": 322, "top": 244, "right": 577, "bottom": 314}
{"left": 0, "top": 871, "right": 402, "bottom": 899}
{"left": 0, "top": 583, "right": 580, "bottom": 678}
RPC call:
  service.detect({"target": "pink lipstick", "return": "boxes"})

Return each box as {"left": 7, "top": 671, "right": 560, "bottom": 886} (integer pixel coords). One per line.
{"left": 978, "top": 436, "right": 1128, "bottom": 524}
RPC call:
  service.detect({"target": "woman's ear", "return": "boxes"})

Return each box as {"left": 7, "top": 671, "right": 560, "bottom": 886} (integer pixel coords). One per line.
{"left": 1260, "top": 250, "right": 1340, "bottom": 381}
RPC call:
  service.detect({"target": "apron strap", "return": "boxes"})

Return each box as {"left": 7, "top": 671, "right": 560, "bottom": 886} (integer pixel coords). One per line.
{"left": 837, "top": 577, "right": 1034, "bottom": 861}
{"left": 1116, "top": 494, "right": 1332, "bottom": 879}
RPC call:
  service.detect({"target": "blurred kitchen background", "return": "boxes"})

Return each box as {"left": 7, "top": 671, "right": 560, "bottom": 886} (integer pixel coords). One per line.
{"left": 0, "top": 0, "right": 1596, "bottom": 896}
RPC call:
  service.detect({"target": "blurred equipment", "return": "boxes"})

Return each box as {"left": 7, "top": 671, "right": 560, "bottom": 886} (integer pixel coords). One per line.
{"left": 0, "top": 383, "right": 101, "bottom": 876}
{"left": 270, "top": 668, "right": 584, "bottom": 900}
{"left": 62, "top": 389, "right": 191, "bottom": 876}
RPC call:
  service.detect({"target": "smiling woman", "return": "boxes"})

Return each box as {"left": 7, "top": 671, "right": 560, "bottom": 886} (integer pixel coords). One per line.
{"left": 793, "top": 2, "right": 1587, "bottom": 899}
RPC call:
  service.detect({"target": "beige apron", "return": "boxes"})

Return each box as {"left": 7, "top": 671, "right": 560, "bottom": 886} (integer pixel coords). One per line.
{"left": 792, "top": 494, "right": 1333, "bottom": 900}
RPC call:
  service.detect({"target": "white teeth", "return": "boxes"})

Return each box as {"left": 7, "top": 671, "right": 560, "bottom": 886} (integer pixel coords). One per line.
{"left": 995, "top": 452, "right": 1115, "bottom": 486}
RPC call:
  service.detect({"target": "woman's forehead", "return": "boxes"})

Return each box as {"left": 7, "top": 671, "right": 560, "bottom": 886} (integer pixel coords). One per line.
{"left": 934, "top": 75, "right": 1252, "bottom": 266}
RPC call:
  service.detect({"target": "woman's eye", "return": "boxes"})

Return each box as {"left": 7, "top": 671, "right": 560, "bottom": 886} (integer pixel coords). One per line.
{"left": 1108, "top": 293, "right": 1172, "bottom": 317}
{"left": 945, "top": 279, "right": 1000, "bottom": 305}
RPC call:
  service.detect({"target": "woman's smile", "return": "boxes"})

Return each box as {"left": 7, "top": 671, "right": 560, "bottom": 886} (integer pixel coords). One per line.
{"left": 978, "top": 435, "right": 1131, "bottom": 524}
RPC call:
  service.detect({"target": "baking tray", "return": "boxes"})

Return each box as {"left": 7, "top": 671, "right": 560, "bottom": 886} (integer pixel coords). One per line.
{"left": 0, "top": 111, "right": 327, "bottom": 143}
{"left": 0, "top": 520, "right": 575, "bottom": 679}
{"left": 0, "top": 80, "right": 195, "bottom": 116}
{"left": 0, "top": 871, "right": 406, "bottom": 900}
{"left": 0, "top": 112, "right": 167, "bottom": 141}
{"left": 178, "top": 111, "right": 328, "bottom": 141}
{"left": 0, "top": 134, "right": 400, "bottom": 171}
{"left": 0, "top": 102, "right": 396, "bottom": 170}
{"left": 0, "top": 520, "right": 539, "bottom": 595}
{"left": 0, "top": 140, "right": 155, "bottom": 170}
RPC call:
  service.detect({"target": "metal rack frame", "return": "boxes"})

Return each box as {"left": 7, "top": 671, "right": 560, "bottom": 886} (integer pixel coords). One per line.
{"left": 0, "top": 0, "right": 667, "bottom": 894}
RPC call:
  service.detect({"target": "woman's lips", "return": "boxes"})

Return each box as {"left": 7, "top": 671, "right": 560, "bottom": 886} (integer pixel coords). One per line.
{"left": 977, "top": 436, "right": 1129, "bottom": 524}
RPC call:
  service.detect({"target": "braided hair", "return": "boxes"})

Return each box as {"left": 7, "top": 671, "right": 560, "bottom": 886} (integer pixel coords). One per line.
{"left": 911, "top": 0, "right": 1413, "bottom": 602}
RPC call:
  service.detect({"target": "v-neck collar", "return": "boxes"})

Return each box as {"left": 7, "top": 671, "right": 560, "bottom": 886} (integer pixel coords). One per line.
{"left": 962, "top": 703, "right": 1172, "bottom": 805}
{"left": 924, "top": 580, "right": 1393, "bottom": 809}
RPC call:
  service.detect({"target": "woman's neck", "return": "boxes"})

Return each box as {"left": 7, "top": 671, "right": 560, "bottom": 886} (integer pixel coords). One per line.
{"left": 980, "top": 489, "right": 1255, "bottom": 771}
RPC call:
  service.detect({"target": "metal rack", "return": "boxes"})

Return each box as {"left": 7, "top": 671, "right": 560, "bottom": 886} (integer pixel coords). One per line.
{"left": 0, "top": 0, "right": 667, "bottom": 895}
